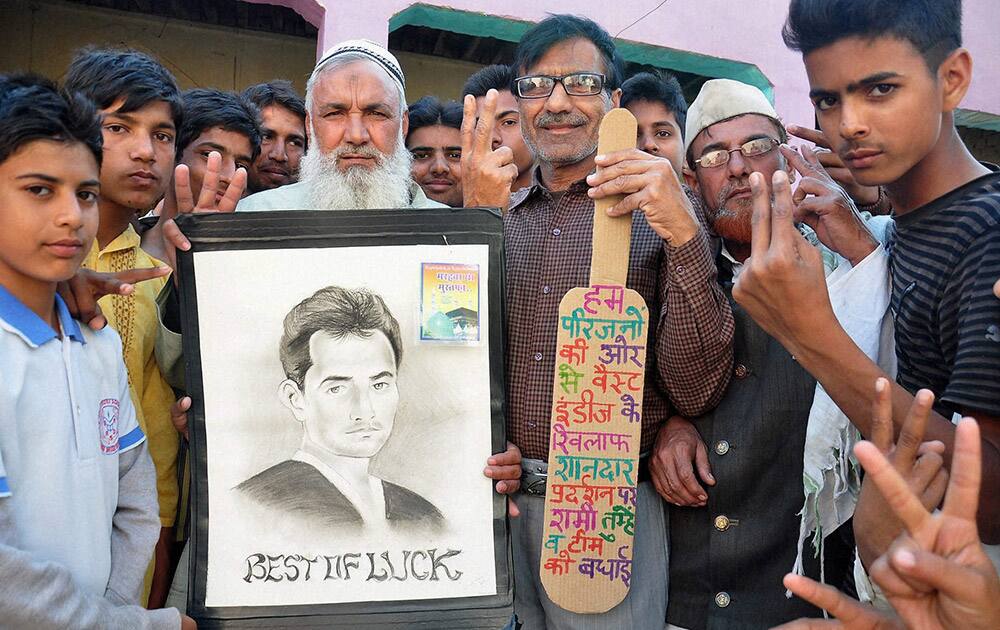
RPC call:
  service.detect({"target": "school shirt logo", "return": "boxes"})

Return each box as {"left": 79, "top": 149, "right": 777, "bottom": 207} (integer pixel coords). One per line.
{"left": 99, "top": 398, "right": 121, "bottom": 454}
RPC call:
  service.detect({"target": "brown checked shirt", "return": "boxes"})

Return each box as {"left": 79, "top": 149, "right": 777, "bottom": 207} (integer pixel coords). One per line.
{"left": 504, "top": 171, "right": 735, "bottom": 461}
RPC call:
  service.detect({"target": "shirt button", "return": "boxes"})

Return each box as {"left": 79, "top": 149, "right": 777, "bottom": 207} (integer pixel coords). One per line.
{"left": 551, "top": 228, "right": 562, "bottom": 236}
{"left": 542, "top": 285, "right": 552, "bottom": 295}
{"left": 715, "top": 440, "right": 730, "bottom": 456}
{"left": 714, "top": 515, "right": 731, "bottom": 531}
{"left": 527, "top": 422, "right": 536, "bottom": 429}
{"left": 715, "top": 591, "right": 731, "bottom": 608}
{"left": 734, "top": 363, "right": 749, "bottom": 378}
{"left": 533, "top": 352, "right": 543, "bottom": 361}
{"left": 675, "top": 265, "right": 685, "bottom": 274}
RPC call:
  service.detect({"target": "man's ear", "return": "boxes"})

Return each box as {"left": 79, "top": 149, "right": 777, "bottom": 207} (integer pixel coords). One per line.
{"left": 305, "top": 112, "right": 313, "bottom": 145}
{"left": 939, "top": 48, "right": 973, "bottom": 113}
{"left": 400, "top": 109, "right": 409, "bottom": 139}
{"left": 610, "top": 88, "right": 622, "bottom": 109}
{"left": 682, "top": 164, "right": 699, "bottom": 191}
{"left": 278, "top": 379, "right": 306, "bottom": 424}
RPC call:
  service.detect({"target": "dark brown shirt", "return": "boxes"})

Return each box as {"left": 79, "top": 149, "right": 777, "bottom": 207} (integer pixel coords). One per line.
{"left": 504, "top": 172, "right": 735, "bottom": 460}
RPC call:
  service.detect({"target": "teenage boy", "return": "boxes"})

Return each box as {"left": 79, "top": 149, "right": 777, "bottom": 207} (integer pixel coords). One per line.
{"left": 734, "top": 0, "right": 1000, "bottom": 551}
{"left": 0, "top": 73, "right": 188, "bottom": 629}
{"left": 406, "top": 96, "right": 464, "bottom": 207}
{"left": 462, "top": 64, "right": 534, "bottom": 192}
{"left": 64, "top": 47, "right": 185, "bottom": 605}
{"left": 621, "top": 71, "right": 688, "bottom": 178}
{"left": 174, "top": 89, "right": 260, "bottom": 208}
{"left": 142, "top": 88, "right": 259, "bottom": 265}
{"left": 241, "top": 80, "right": 306, "bottom": 193}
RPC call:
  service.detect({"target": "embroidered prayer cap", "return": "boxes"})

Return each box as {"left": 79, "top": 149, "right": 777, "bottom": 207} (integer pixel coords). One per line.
{"left": 684, "top": 78, "right": 780, "bottom": 155}
{"left": 314, "top": 39, "right": 406, "bottom": 101}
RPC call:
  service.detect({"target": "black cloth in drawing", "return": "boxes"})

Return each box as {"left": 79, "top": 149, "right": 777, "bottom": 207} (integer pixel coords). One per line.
{"left": 236, "top": 460, "right": 443, "bottom": 528}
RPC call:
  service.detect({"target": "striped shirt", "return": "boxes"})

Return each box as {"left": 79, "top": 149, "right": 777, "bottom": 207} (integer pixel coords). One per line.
{"left": 888, "top": 171, "right": 1000, "bottom": 417}
{"left": 503, "top": 170, "right": 735, "bottom": 460}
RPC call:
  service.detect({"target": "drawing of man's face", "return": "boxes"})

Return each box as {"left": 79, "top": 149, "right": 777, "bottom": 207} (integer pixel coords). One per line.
{"left": 281, "top": 330, "right": 399, "bottom": 458}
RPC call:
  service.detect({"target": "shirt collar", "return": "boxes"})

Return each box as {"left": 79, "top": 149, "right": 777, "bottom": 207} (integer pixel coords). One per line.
{"left": 291, "top": 447, "right": 385, "bottom": 519}
{"left": 509, "top": 164, "right": 593, "bottom": 213}
{"left": 719, "top": 243, "right": 744, "bottom": 280}
{"left": 408, "top": 181, "right": 433, "bottom": 207}
{"left": 0, "top": 285, "right": 85, "bottom": 347}
{"left": 92, "top": 224, "right": 140, "bottom": 256}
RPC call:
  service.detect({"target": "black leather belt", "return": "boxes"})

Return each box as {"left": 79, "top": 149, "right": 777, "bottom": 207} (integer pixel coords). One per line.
{"left": 520, "top": 456, "right": 651, "bottom": 496}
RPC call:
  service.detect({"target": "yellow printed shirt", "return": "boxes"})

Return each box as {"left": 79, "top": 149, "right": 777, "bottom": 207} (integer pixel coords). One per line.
{"left": 83, "top": 225, "right": 178, "bottom": 527}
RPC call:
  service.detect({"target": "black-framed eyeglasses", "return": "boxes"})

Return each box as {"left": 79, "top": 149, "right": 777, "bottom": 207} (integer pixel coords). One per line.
{"left": 694, "top": 137, "right": 780, "bottom": 168}
{"left": 514, "top": 72, "right": 606, "bottom": 99}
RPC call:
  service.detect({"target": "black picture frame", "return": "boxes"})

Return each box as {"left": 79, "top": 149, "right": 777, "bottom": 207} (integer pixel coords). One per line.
{"left": 175, "top": 207, "right": 512, "bottom": 628}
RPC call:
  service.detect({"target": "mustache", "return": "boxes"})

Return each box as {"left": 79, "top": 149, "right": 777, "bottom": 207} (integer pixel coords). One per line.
{"left": 330, "top": 142, "right": 385, "bottom": 163}
{"left": 345, "top": 423, "right": 383, "bottom": 434}
{"left": 536, "top": 112, "right": 588, "bottom": 128}
{"left": 716, "top": 178, "right": 751, "bottom": 206}
{"left": 256, "top": 159, "right": 289, "bottom": 173}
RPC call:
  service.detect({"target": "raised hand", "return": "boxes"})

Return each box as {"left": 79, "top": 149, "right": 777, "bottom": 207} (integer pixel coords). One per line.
{"left": 786, "top": 125, "right": 881, "bottom": 208}
{"left": 461, "top": 90, "right": 518, "bottom": 211}
{"left": 779, "top": 144, "right": 878, "bottom": 266}
{"left": 774, "top": 573, "right": 904, "bottom": 629}
{"left": 854, "top": 379, "right": 948, "bottom": 570}
{"left": 649, "top": 416, "right": 715, "bottom": 506}
{"left": 732, "top": 170, "right": 834, "bottom": 353}
{"left": 151, "top": 151, "right": 246, "bottom": 275}
{"left": 859, "top": 416, "right": 1000, "bottom": 630}
{"left": 58, "top": 266, "right": 171, "bottom": 329}
{"left": 587, "top": 149, "right": 700, "bottom": 246}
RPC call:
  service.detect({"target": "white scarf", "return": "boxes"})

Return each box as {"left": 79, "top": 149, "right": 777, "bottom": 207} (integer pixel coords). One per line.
{"left": 790, "top": 215, "right": 895, "bottom": 590}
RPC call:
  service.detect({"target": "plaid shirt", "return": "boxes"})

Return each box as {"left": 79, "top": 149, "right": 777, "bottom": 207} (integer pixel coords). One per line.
{"left": 504, "top": 171, "right": 735, "bottom": 460}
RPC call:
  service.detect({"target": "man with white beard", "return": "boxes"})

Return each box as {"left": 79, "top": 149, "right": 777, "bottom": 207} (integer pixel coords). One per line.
{"left": 237, "top": 39, "right": 445, "bottom": 212}
{"left": 156, "top": 41, "right": 525, "bottom": 616}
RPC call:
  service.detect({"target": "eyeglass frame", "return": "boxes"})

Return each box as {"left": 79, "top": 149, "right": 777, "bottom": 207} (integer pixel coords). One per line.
{"left": 693, "top": 137, "right": 781, "bottom": 169}
{"left": 512, "top": 72, "right": 607, "bottom": 99}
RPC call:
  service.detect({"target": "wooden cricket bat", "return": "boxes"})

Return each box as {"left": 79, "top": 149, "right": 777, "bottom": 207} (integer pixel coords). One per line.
{"left": 538, "top": 108, "right": 649, "bottom": 613}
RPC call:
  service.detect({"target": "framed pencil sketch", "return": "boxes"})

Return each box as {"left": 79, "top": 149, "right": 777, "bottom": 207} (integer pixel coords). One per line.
{"left": 175, "top": 208, "right": 512, "bottom": 628}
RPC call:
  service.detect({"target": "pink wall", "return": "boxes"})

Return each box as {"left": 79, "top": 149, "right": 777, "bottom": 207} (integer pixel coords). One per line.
{"left": 248, "top": 0, "right": 1000, "bottom": 127}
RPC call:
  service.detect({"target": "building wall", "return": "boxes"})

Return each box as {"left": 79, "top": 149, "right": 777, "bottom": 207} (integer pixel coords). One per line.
{"left": 4, "top": 0, "right": 998, "bottom": 150}
{"left": 0, "top": 0, "right": 316, "bottom": 93}
{"left": 960, "top": 127, "right": 1000, "bottom": 166}
{"left": 396, "top": 51, "right": 482, "bottom": 102}
{"left": 262, "top": 0, "right": 1000, "bottom": 132}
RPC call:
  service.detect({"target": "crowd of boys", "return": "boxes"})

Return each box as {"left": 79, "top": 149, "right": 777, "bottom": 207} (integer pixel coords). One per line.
{"left": 1, "top": 0, "right": 997, "bottom": 628}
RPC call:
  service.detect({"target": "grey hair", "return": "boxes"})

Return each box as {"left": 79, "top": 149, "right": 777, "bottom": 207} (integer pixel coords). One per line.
{"left": 304, "top": 53, "right": 406, "bottom": 117}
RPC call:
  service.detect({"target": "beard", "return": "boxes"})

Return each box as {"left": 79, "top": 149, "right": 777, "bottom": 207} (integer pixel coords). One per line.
{"left": 299, "top": 130, "right": 413, "bottom": 210}
{"left": 704, "top": 178, "right": 754, "bottom": 245}
{"left": 522, "top": 94, "right": 611, "bottom": 165}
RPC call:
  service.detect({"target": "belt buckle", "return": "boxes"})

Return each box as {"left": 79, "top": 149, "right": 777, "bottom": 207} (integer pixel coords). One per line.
{"left": 521, "top": 463, "right": 548, "bottom": 496}
{"left": 522, "top": 476, "right": 547, "bottom": 496}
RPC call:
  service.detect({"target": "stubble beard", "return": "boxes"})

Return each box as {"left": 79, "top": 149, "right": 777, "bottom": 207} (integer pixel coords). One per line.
{"left": 523, "top": 96, "right": 610, "bottom": 166}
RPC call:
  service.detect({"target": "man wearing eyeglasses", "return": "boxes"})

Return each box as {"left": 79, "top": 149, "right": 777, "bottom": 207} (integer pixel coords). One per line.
{"left": 462, "top": 15, "right": 736, "bottom": 630}
{"left": 657, "top": 79, "right": 890, "bottom": 629}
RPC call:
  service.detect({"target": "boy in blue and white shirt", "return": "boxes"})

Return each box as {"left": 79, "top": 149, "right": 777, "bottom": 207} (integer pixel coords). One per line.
{"left": 0, "top": 74, "right": 188, "bottom": 629}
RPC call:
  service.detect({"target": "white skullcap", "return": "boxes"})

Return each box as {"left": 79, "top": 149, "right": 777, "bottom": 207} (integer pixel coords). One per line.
{"left": 315, "top": 39, "right": 406, "bottom": 100}
{"left": 685, "top": 79, "right": 780, "bottom": 154}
